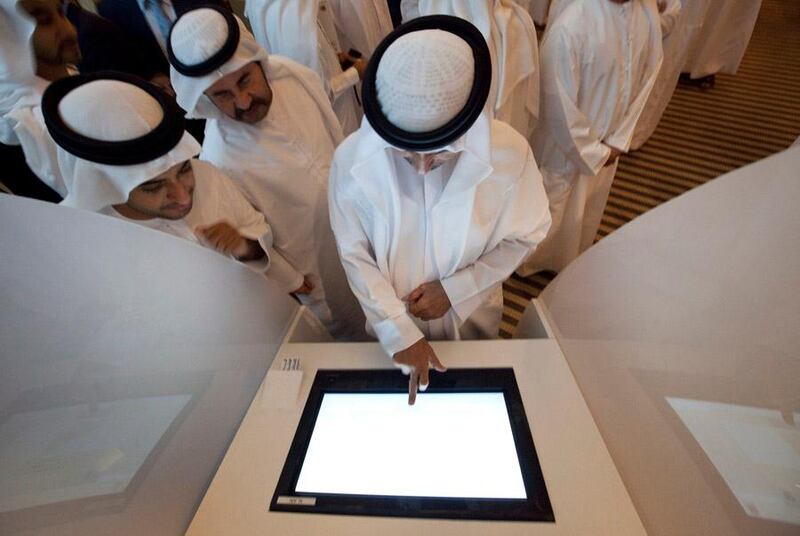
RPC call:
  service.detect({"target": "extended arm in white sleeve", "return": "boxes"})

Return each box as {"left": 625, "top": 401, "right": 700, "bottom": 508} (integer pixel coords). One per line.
{"left": 440, "top": 153, "right": 552, "bottom": 323}
{"left": 329, "top": 165, "right": 424, "bottom": 357}
{"left": 225, "top": 177, "right": 304, "bottom": 293}
{"left": 328, "top": 66, "right": 360, "bottom": 99}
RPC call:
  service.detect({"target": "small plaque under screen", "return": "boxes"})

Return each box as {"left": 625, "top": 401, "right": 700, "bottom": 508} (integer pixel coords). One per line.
{"left": 271, "top": 368, "right": 553, "bottom": 521}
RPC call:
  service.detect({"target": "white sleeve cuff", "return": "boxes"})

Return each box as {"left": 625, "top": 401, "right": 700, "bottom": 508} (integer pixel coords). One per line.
{"left": 372, "top": 312, "right": 424, "bottom": 357}
{"left": 580, "top": 141, "right": 612, "bottom": 176}
{"left": 329, "top": 66, "right": 360, "bottom": 97}
{"left": 259, "top": 244, "right": 304, "bottom": 293}
{"left": 440, "top": 269, "right": 479, "bottom": 322}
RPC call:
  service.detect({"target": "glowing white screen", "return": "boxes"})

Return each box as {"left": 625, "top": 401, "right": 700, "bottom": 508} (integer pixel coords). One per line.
{"left": 295, "top": 392, "right": 527, "bottom": 498}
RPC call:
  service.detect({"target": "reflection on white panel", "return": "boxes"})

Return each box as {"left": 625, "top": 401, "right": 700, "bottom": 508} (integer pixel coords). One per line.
{"left": 0, "top": 196, "right": 298, "bottom": 534}
{"left": 0, "top": 395, "right": 190, "bottom": 512}
{"left": 667, "top": 397, "right": 800, "bottom": 525}
{"left": 296, "top": 393, "right": 527, "bottom": 499}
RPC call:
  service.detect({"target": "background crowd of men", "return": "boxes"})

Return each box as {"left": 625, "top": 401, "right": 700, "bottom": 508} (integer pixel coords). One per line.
{"left": 0, "top": 0, "right": 763, "bottom": 402}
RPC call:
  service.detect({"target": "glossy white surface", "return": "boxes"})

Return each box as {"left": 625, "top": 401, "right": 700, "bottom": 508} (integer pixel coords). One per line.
{"left": 540, "top": 146, "right": 800, "bottom": 536}
{"left": 295, "top": 392, "right": 527, "bottom": 499}
{"left": 0, "top": 196, "right": 298, "bottom": 535}
{"left": 187, "top": 340, "right": 646, "bottom": 536}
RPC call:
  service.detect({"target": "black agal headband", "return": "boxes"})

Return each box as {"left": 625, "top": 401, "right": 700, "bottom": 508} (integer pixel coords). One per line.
{"left": 167, "top": 4, "right": 240, "bottom": 77}
{"left": 361, "top": 15, "right": 492, "bottom": 151}
{"left": 42, "top": 71, "right": 185, "bottom": 166}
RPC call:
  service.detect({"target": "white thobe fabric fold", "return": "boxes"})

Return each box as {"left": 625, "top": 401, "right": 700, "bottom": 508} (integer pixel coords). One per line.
{"left": 329, "top": 0, "right": 393, "bottom": 56}
{"left": 684, "top": 0, "right": 762, "bottom": 79}
{"left": 632, "top": 0, "right": 686, "bottom": 149}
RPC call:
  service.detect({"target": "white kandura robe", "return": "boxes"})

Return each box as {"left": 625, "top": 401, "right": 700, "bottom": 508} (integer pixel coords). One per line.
{"left": 329, "top": 114, "right": 551, "bottom": 357}
{"left": 198, "top": 56, "right": 366, "bottom": 340}
{"left": 631, "top": 0, "right": 683, "bottom": 150}
{"left": 402, "top": 0, "right": 540, "bottom": 139}
{"left": 246, "top": 0, "right": 362, "bottom": 136}
{"left": 513, "top": 0, "right": 550, "bottom": 26}
{"left": 518, "top": 0, "right": 662, "bottom": 276}
{"left": 545, "top": 0, "right": 570, "bottom": 26}
{"left": 328, "top": 0, "right": 393, "bottom": 56}
{"left": 100, "top": 159, "right": 303, "bottom": 292}
{"left": 683, "top": 0, "right": 762, "bottom": 79}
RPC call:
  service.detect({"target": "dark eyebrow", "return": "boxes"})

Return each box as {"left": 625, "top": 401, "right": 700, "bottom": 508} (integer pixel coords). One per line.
{"left": 237, "top": 72, "right": 249, "bottom": 85}
{"left": 180, "top": 161, "right": 192, "bottom": 172}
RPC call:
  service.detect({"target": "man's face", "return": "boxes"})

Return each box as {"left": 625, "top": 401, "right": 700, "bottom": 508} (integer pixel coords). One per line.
{"left": 397, "top": 150, "right": 457, "bottom": 174}
{"left": 204, "top": 62, "right": 272, "bottom": 124}
{"left": 20, "top": 0, "right": 81, "bottom": 66}
{"left": 123, "top": 160, "right": 196, "bottom": 220}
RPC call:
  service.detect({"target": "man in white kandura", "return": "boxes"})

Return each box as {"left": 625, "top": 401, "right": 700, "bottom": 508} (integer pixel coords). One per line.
{"left": 401, "top": 0, "right": 540, "bottom": 139}
{"left": 546, "top": 0, "right": 681, "bottom": 153}
{"left": 41, "top": 71, "right": 310, "bottom": 295}
{"left": 683, "top": 0, "right": 763, "bottom": 88}
{"left": 518, "top": 0, "right": 663, "bottom": 276}
{"left": 246, "top": 0, "right": 367, "bottom": 136}
{"left": 329, "top": 16, "right": 551, "bottom": 404}
{"left": 167, "top": 6, "right": 365, "bottom": 339}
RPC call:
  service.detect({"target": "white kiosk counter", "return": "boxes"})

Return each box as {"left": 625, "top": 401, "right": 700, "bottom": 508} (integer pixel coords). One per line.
{"left": 186, "top": 337, "right": 644, "bottom": 536}
{"left": 2, "top": 147, "right": 798, "bottom": 535}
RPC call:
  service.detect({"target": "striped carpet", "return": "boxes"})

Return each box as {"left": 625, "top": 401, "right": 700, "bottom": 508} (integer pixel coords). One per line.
{"left": 501, "top": 0, "right": 800, "bottom": 338}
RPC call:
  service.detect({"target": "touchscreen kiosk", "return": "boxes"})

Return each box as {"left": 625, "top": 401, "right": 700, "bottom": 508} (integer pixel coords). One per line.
{"left": 271, "top": 368, "right": 553, "bottom": 521}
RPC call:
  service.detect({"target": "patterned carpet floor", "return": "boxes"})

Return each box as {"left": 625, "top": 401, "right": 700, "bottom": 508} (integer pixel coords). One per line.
{"left": 501, "top": 0, "right": 800, "bottom": 338}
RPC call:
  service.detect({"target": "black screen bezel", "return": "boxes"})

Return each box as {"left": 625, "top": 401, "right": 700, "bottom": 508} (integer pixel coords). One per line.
{"left": 270, "top": 368, "right": 554, "bottom": 522}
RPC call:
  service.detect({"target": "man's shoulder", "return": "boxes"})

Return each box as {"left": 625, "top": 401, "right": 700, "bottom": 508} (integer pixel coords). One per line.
{"left": 333, "top": 130, "right": 361, "bottom": 161}
{"left": 329, "top": 131, "right": 363, "bottom": 192}
{"left": 488, "top": 120, "right": 532, "bottom": 172}
{"left": 191, "top": 159, "right": 234, "bottom": 190}
{"left": 269, "top": 55, "right": 337, "bottom": 117}
{"left": 191, "top": 158, "right": 255, "bottom": 210}
{"left": 269, "top": 55, "right": 326, "bottom": 91}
